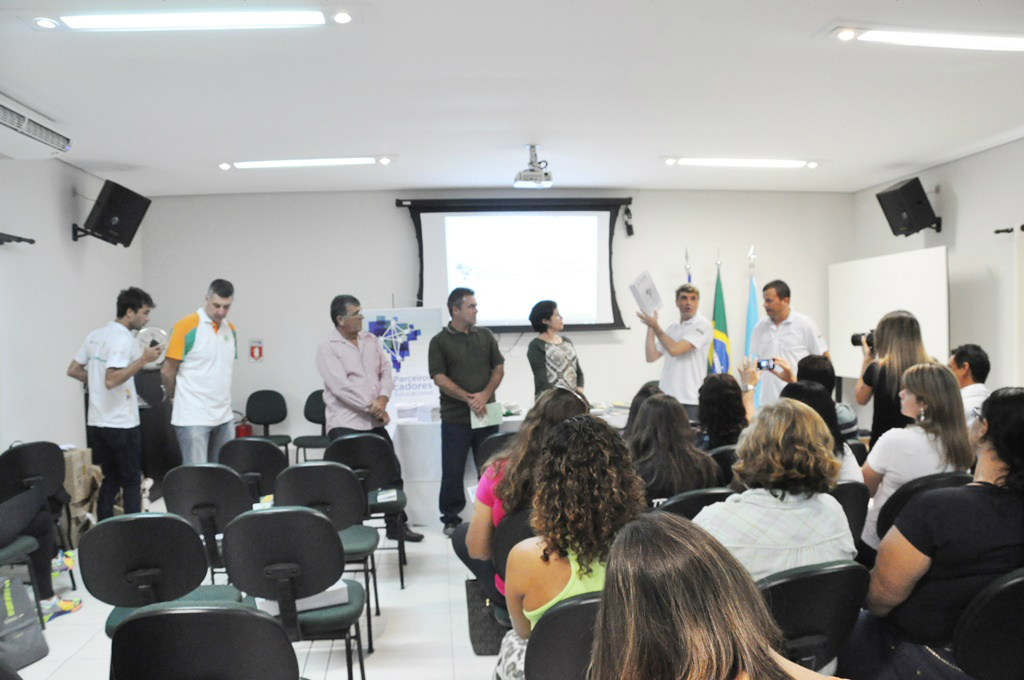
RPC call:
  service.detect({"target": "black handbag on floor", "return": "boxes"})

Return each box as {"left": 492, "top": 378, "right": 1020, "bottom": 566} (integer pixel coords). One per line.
{"left": 465, "top": 578, "right": 510, "bottom": 656}
{"left": 0, "top": 577, "right": 48, "bottom": 670}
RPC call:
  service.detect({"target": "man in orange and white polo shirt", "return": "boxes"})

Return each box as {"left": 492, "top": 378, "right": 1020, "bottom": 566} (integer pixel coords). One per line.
{"left": 161, "top": 279, "right": 237, "bottom": 465}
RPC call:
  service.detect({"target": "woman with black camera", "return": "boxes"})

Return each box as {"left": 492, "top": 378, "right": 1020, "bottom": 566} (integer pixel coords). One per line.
{"left": 855, "top": 310, "right": 933, "bottom": 448}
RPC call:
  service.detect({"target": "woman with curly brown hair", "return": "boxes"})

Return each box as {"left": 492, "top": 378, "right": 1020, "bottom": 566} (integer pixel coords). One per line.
{"left": 451, "top": 387, "right": 589, "bottom": 606}
{"left": 694, "top": 399, "right": 856, "bottom": 582}
{"left": 494, "top": 415, "right": 646, "bottom": 680}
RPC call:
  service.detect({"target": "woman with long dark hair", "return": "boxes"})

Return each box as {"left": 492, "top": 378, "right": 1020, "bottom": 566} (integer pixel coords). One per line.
{"left": 780, "top": 380, "right": 863, "bottom": 483}
{"left": 697, "top": 373, "right": 750, "bottom": 450}
{"left": 839, "top": 388, "right": 1024, "bottom": 679}
{"left": 627, "top": 393, "right": 720, "bottom": 503}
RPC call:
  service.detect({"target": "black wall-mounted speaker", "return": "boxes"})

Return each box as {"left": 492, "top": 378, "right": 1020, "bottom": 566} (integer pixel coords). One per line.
{"left": 875, "top": 177, "right": 940, "bottom": 237}
{"left": 80, "top": 181, "right": 151, "bottom": 247}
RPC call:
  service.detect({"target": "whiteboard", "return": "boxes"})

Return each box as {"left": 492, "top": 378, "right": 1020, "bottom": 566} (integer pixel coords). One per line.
{"left": 828, "top": 246, "right": 949, "bottom": 378}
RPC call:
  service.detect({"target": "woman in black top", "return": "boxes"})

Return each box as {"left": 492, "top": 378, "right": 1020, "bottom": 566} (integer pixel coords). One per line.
{"left": 855, "top": 310, "right": 932, "bottom": 448}
{"left": 838, "top": 387, "right": 1024, "bottom": 679}
{"left": 526, "top": 300, "right": 584, "bottom": 398}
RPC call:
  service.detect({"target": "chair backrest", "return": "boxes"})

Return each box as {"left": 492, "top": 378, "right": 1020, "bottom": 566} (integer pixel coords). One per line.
{"left": 219, "top": 438, "right": 289, "bottom": 501}
{"left": 953, "top": 567, "right": 1024, "bottom": 680}
{"left": 0, "top": 441, "right": 65, "bottom": 500}
{"left": 846, "top": 440, "right": 868, "bottom": 467}
{"left": 658, "top": 487, "right": 734, "bottom": 520}
{"left": 708, "top": 445, "right": 738, "bottom": 486}
{"left": 112, "top": 604, "right": 299, "bottom": 680}
{"left": 477, "top": 431, "right": 516, "bottom": 465}
{"left": 163, "top": 464, "right": 252, "bottom": 568}
{"left": 827, "top": 481, "right": 870, "bottom": 540}
{"left": 79, "top": 513, "right": 208, "bottom": 607}
{"left": 324, "top": 433, "right": 398, "bottom": 492}
{"left": 875, "top": 471, "right": 973, "bottom": 539}
{"left": 222, "top": 507, "right": 345, "bottom": 639}
{"left": 523, "top": 592, "right": 601, "bottom": 680}
{"left": 757, "top": 560, "right": 869, "bottom": 670}
{"left": 275, "top": 462, "right": 366, "bottom": 531}
{"left": 492, "top": 508, "right": 535, "bottom": 581}
{"left": 246, "top": 389, "right": 288, "bottom": 427}
{"left": 303, "top": 390, "right": 327, "bottom": 433}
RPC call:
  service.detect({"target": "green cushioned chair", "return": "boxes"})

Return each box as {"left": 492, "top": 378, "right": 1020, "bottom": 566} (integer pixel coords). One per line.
{"left": 276, "top": 462, "right": 381, "bottom": 653}
{"left": 245, "top": 389, "right": 292, "bottom": 460}
{"left": 219, "top": 438, "right": 288, "bottom": 503}
{"left": 223, "top": 507, "right": 366, "bottom": 680}
{"left": 293, "top": 390, "right": 331, "bottom": 463}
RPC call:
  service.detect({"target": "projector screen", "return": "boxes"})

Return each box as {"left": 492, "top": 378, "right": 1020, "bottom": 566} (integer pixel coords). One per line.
{"left": 399, "top": 198, "right": 630, "bottom": 332}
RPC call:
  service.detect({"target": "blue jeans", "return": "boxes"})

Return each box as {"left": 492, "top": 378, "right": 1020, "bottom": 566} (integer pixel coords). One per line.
{"left": 89, "top": 425, "right": 142, "bottom": 520}
{"left": 439, "top": 422, "right": 498, "bottom": 525}
{"left": 837, "top": 611, "right": 967, "bottom": 679}
{"left": 175, "top": 422, "right": 234, "bottom": 466}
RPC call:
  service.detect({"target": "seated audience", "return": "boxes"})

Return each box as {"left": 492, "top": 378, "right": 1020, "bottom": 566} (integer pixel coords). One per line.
{"left": 451, "top": 387, "right": 589, "bottom": 606}
{"left": 622, "top": 381, "right": 662, "bottom": 438}
{"left": 696, "top": 373, "right": 750, "bottom": 450}
{"left": 798, "top": 354, "right": 859, "bottom": 439}
{"left": 693, "top": 399, "right": 856, "bottom": 582}
{"left": 627, "top": 393, "right": 720, "bottom": 503}
{"left": 838, "top": 388, "right": 1024, "bottom": 679}
{"left": 947, "top": 343, "right": 991, "bottom": 427}
{"left": 860, "top": 363, "right": 973, "bottom": 557}
{"left": 780, "top": 381, "right": 864, "bottom": 483}
{"left": 591, "top": 512, "right": 844, "bottom": 680}
{"left": 494, "top": 415, "right": 645, "bottom": 680}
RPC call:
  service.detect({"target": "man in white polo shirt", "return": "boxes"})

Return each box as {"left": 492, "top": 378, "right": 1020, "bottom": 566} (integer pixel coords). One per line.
{"left": 749, "top": 279, "right": 828, "bottom": 406}
{"left": 637, "top": 283, "right": 712, "bottom": 420}
{"left": 68, "top": 287, "right": 163, "bottom": 520}
{"left": 948, "top": 343, "right": 991, "bottom": 427}
{"left": 161, "top": 279, "right": 237, "bottom": 465}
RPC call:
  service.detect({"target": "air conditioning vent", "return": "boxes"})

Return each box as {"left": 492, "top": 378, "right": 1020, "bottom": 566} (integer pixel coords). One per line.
{"left": 0, "top": 94, "right": 73, "bottom": 159}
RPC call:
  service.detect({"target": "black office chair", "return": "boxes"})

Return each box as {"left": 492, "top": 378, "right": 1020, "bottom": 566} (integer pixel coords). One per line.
{"left": 325, "top": 433, "right": 409, "bottom": 587}
{"left": 162, "top": 464, "right": 252, "bottom": 583}
{"left": 828, "top": 481, "right": 870, "bottom": 540}
{"left": 0, "top": 486, "right": 51, "bottom": 629}
{"left": 658, "top": 487, "right": 734, "bottom": 520}
{"left": 953, "top": 567, "right": 1024, "bottom": 680}
{"left": 0, "top": 441, "right": 76, "bottom": 588}
{"left": 245, "top": 389, "right": 292, "bottom": 459}
{"left": 78, "top": 513, "right": 241, "bottom": 639}
{"left": 112, "top": 604, "right": 299, "bottom": 680}
{"left": 223, "top": 507, "right": 366, "bottom": 680}
{"left": 708, "top": 445, "right": 738, "bottom": 486}
{"left": 476, "top": 431, "right": 516, "bottom": 469}
{"left": 219, "top": 437, "right": 289, "bottom": 502}
{"left": 275, "top": 462, "right": 381, "bottom": 652}
{"left": 492, "top": 508, "right": 534, "bottom": 582}
{"left": 293, "top": 390, "right": 330, "bottom": 463}
{"left": 846, "top": 440, "right": 868, "bottom": 467}
{"left": 875, "top": 471, "right": 973, "bottom": 540}
{"left": 523, "top": 592, "right": 601, "bottom": 680}
{"left": 757, "top": 560, "right": 869, "bottom": 670}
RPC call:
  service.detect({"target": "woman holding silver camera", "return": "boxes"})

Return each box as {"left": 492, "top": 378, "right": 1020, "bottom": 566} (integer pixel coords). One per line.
{"left": 855, "top": 311, "right": 933, "bottom": 448}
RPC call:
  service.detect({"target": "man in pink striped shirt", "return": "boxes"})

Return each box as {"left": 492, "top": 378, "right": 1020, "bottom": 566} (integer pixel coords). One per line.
{"left": 316, "top": 294, "right": 423, "bottom": 542}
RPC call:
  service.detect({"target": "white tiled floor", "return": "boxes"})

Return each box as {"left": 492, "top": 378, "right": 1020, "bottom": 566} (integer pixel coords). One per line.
{"left": 19, "top": 513, "right": 498, "bottom": 679}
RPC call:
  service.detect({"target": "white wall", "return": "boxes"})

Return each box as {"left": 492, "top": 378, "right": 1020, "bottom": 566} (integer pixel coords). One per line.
{"left": 141, "top": 188, "right": 853, "bottom": 434}
{"left": 0, "top": 160, "right": 144, "bottom": 448}
{"left": 849, "top": 136, "right": 1024, "bottom": 391}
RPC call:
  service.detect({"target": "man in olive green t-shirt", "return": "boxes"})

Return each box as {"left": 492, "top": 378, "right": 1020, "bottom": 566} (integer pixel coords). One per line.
{"left": 428, "top": 287, "right": 504, "bottom": 536}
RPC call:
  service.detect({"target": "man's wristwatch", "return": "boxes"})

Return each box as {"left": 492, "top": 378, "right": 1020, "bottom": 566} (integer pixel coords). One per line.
{"left": 742, "top": 384, "right": 755, "bottom": 392}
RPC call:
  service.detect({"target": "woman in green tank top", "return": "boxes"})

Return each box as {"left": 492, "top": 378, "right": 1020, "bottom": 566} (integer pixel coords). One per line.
{"left": 494, "top": 415, "right": 646, "bottom": 680}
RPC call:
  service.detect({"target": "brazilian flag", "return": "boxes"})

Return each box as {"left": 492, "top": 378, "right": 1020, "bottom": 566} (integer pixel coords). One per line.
{"left": 709, "top": 270, "right": 730, "bottom": 374}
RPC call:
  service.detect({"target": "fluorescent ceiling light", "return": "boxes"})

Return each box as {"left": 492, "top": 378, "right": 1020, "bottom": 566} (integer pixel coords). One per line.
{"left": 232, "top": 157, "right": 379, "bottom": 169}
{"left": 856, "top": 29, "right": 1024, "bottom": 52}
{"left": 672, "top": 158, "right": 809, "bottom": 169}
{"left": 60, "top": 11, "right": 325, "bottom": 31}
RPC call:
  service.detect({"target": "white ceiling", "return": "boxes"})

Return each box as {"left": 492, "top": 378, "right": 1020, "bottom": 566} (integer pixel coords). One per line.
{"left": 1, "top": 0, "right": 1023, "bottom": 197}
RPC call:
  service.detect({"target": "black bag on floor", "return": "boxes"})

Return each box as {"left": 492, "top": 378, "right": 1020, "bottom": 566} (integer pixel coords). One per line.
{"left": 465, "top": 578, "right": 510, "bottom": 656}
{"left": 0, "top": 578, "right": 48, "bottom": 670}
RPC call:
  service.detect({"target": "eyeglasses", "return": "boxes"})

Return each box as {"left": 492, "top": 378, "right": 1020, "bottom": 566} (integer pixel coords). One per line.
{"left": 970, "top": 406, "right": 983, "bottom": 421}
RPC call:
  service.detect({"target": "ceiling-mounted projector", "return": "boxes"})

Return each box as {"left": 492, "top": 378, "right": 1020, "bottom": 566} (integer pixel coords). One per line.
{"left": 513, "top": 145, "right": 553, "bottom": 189}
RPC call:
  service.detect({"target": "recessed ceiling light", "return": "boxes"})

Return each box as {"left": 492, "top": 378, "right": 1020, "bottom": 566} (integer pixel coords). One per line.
{"left": 673, "top": 158, "right": 809, "bottom": 169}
{"left": 807, "top": 162, "right": 819, "bottom": 169}
{"left": 232, "top": 157, "right": 379, "bottom": 169}
{"left": 34, "top": 18, "right": 59, "bottom": 29}
{"left": 333, "top": 12, "right": 352, "bottom": 24}
{"left": 59, "top": 11, "right": 325, "bottom": 31}
{"left": 218, "top": 163, "right": 232, "bottom": 171}
{"left": 856, "top": 29, "right": 1024, "bottom": 52}
{"left": 378, "top": 157, "right": 391, "bottom": 165}
{"left": 664, "top": 158, "right": 676, "bottom": 166}
{"left": 836, "top": 29, "right": 857, "bottom": 41}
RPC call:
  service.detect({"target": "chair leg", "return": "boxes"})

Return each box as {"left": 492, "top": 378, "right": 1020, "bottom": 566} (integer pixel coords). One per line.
{"left": 397, "top": 517, "right": 407, "bottom": 588}
{"left": 362, "top": 561, "right": 373, "bottom": 653}
{"left": 345, "top": 628, "right": 354, "bottom": 680}
{"left": 63, "top": 503, "right": 75, "bottom": 549}
{"left": 24, "top": 558, "right": 46, "bottom": 630}
{"left": 355, "top": 621, "right": 366, "bottom": 680}
{"left": 370, "top": 552, "right": 380, "bottom": 616}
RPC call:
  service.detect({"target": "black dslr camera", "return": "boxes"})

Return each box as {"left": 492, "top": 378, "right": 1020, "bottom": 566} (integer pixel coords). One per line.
{"left": 851, "top": 330, "right": 875, "bottom": 349}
